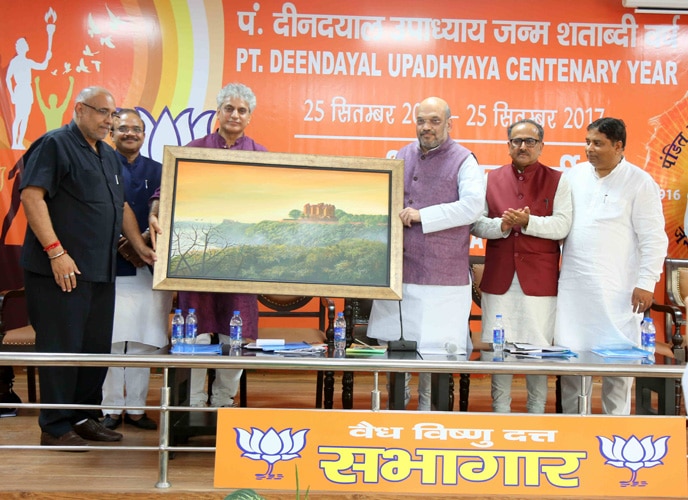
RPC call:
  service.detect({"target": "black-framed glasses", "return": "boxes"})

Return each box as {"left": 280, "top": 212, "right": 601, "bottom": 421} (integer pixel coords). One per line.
{"left": 115, "top": 126, "right": 143, "bottom": 134}
{"left": 81, "top": 102, "right": 118, "bottom": 119}
{"left": 509, "top": 138, "right": 540, "bottom": 148}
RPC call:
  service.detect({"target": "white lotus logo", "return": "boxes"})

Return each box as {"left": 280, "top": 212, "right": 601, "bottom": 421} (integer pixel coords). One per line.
{"left": 597, "top": 434, "right": 669, "bottom": 487}
{"left": 236, "top": 426, "right": 309, "bottom": 480}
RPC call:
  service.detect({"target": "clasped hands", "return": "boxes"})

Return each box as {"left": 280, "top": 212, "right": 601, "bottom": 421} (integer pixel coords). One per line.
{"left": 500, "top": 207, "right": 530, "bottom": 232}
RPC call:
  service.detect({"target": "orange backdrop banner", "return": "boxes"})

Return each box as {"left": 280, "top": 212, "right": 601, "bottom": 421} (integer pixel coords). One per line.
{"left": 2, "top": 1, "right": 688, "bottom": 287}
{"left": 215, "top": 408, "right": 687, "bottom": 496}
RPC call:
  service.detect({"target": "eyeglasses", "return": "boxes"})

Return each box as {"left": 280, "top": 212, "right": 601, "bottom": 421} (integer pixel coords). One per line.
{"left": 81, "top": 102, "right": 118, "bottom": 119}
{"left": 416, "top": 117, "right": 444, "bottom": 126}
{"left": 220, "top": 105, "right": 250, "bottom": 116}
{"left": 114, "top": 126, "right": 143, "bottom": 134}
{"left": 509, "top": 138, "right": 540, "bottom": 148}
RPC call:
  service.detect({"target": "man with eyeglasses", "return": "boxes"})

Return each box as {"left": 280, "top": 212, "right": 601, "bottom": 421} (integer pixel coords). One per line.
{"left": 555, "top": 117, "right": 667, "bottom": 415}
{"left": 100, "top": 109, "right": 172, "bottom": 431}
{"left": 367, "top": 96, "right": 485, "bottom": 411}
{"left": 472, "top": 119, "right": 572, "bottom": 414}
{"left": 19, "top": 87, "right": 156, "bottom": 449}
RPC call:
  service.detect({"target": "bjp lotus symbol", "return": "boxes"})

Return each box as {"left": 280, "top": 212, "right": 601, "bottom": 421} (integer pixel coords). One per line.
{"left": 236, "top": 427, "right": 309, "bottom": 480}
{"left": 597, "top": 434, "right": 669, "bottom": 487}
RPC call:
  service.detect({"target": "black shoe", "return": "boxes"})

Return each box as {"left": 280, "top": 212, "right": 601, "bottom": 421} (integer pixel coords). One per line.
{"left": 0, "top": 382, "right": 21, "bottom": 417}
{"left": 124, "top": 413, "right": 157, "bottom": 430}
{"left": 102, "top": 414, "right": 122, "bottom": 430}
{"left": 0, "top": 408, "right": 17, "bottom": 418}
{"left": 40, "top": 430, "right": 89, "bottom": 451}
{"left": 73, "top": 419, "right": 123, "bottom": 442}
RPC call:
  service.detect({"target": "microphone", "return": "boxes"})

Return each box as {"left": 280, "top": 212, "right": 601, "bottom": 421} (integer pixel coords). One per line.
{"left": 445, "top": 342, "right": 458, "bottom": 354}
{"left": 387, "top": 301, "right": 417, "bottom": 352}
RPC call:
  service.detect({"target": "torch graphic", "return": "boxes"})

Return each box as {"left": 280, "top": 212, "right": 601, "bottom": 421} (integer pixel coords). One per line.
{"left": 45, "top": 8, "right": 56, "bottom": 53}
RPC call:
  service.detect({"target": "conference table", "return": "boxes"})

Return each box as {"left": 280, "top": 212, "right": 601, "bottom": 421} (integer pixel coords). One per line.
{"left": 0, "top": 349, "right": 684, "bottom": 489}
{"left": 163, "top": 345, "right": 685, "bottom": 432}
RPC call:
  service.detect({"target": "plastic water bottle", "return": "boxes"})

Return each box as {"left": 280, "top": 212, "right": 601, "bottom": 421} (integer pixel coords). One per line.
{"left": 641, "top": 317, "right": 656, "bottom": 361}
{"left": 229, "top": 310, "right": 243, "bottom": 349}
{"left": 334, "top": 312, "right": 346, "bottom": 351}
{"left": 185, "top": 308, "right": 198, "bottom": 344}
{"left": 493, "top": 314, "right": 505, "bottom": 360}
{"left": 171, "top": 309, "right": 184, "bottom": 346}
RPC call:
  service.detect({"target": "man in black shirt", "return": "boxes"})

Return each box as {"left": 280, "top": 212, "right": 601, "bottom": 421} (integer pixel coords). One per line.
{"left": 20, "top": 86, "right": 156, "bottom": 449}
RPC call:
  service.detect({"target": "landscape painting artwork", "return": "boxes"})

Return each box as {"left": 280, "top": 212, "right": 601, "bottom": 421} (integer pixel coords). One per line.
{"left": 153, "top": 147, "right": 404, "bottom": 299}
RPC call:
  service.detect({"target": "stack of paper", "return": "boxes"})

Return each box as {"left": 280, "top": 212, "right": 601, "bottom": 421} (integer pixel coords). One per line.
{"left": 244, "top": 341, "right": 326, "bottom": 355}
{"left": 504, "top": 343, "right": 577, "bottom": 358}
{"left": 345, "top": 345, "right": 387, "bottom": 356}
{"left": 591, "top": 347, "right": 651, "bottom": 359}
{"left": 170, "top": 344, "right": 222, "bottom": 355}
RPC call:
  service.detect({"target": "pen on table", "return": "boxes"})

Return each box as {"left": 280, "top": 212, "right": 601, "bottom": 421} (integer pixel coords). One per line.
{"left": 354, "top": 338, "right": 376, "bottom": 350}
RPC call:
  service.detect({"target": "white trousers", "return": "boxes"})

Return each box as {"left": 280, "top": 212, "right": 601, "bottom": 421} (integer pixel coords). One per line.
{"left": 386, "top": 372, "right": 432, "bottom": 411}
{"left": 102, "top": 341, "right": 158, "bottom": 415}
{"left": 491, "top": 374, "right": 548, "bottom": 413}
{"left": 190, "top": 333, "right": 242, "bottom": 407}
{"left": 560, "top": 375, "right": 633, "bottom": 415}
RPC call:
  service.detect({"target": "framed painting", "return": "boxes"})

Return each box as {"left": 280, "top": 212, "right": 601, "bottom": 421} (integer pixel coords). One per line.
{"left": 152, "top": 147, "right": 404, "bottom": 300}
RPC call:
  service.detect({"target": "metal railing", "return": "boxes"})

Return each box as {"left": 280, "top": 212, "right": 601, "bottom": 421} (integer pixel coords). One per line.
{"left": 0, "top": 351, "right": 685, "bottom": 488}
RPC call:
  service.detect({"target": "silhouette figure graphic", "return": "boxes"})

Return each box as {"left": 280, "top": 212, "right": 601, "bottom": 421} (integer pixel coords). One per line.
{"left": 35, "top": 75, "right": 74, "bottom": 130}
{"left": 6, "top": 25, "right": 54, "bottom": 149}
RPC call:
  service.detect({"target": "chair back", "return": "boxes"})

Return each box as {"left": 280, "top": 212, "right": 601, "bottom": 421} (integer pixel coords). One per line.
{"left": 652, "top": 259, "right": 687, "bottom": 364}
{"left": 0, "top": 288, "right": 34, "bottom": 350}
{"left": 343, "top": 298, "right": 375, "bottom": 345}
{"left": 0, "top": 288, "right": 37, "bottom": 402}
{"left": 665, "top": 258, "right": 688, "bottom": 308}
{"left": 468, "top": 255, "right": 490, "bottom": 351}
{"left": 257, "top": 295, "right": 335, "bottom": 343}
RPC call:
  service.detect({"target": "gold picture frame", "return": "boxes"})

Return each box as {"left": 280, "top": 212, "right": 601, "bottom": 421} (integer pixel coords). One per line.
{"left": 152, "top": 147, "right": 404, "bottom": 299}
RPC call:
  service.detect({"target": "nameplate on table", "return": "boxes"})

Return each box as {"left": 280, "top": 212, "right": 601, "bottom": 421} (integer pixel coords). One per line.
{"left": 215, "top": 409, "right": 687, "bottom": 497}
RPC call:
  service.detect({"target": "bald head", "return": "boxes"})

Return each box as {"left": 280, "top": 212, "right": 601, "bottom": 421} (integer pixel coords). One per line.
{"left": 74, "top": 86, "right": 114, "bottom": 107}
{"left": 418, "top": 97, "right": 451, "bottom": 120}
{"left": 73, "top": 86, "right": 117, "bottom": 147}
{"left": 415, "top": 97, "right": 452, "bottom": 152}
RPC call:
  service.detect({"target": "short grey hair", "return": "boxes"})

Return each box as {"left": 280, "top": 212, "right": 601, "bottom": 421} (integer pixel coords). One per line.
{"left": 74, "top": 86, "right": 113, "bottom": 104}
{"left": 216, "top": 83, "right": 257, "bottom": 112}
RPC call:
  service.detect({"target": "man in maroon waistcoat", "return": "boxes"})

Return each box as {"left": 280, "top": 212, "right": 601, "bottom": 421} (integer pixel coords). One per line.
{"left": 472, "top": 119, "right": 572, "bottom": 413}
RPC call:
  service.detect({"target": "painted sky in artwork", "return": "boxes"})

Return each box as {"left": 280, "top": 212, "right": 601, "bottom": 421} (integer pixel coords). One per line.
{"left": 174, "top": 161, "right": 391, "bottom": 223}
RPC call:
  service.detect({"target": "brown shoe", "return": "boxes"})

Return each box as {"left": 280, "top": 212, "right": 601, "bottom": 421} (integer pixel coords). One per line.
{"left": 40, "top": 430, "right": 89, "bottom": 451}
{"left": 73, "top": 418, "right": 123, "bottom": 442}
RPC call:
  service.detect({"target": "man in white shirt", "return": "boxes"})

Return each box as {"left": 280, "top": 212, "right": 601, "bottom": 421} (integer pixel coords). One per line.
{"left": 554, "top": 117, "right": 668, "bottom": 415}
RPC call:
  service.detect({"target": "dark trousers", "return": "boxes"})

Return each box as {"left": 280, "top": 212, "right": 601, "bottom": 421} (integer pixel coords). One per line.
{"left": 24, "top": 271, "right": 115, "bottom": 437}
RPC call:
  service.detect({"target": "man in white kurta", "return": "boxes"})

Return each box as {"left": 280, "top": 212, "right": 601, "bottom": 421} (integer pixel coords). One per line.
{"left": 367, "top": 97, "right": 485, "bottom": 411}
{"left": 554, "top": 117, "right": 667, "bottom": 415}
{"left": 472, "top": 119, "right": 572, "bottom": 413}
{"left": 101, "top": 110, "right": 173, "bottom": 430}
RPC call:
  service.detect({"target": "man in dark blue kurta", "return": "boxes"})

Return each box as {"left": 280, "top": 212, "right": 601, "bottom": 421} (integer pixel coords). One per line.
{"left": 101, "top": 109, "right": 172, "bottom": 431}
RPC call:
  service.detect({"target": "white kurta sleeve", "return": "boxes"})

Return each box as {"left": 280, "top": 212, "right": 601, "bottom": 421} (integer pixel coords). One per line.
{"left": 521, "top": 175, "right": 573, "bottom": 240}
{"left": 419, "top": 154, "right": 486, "bottom": 234}
{"left": 632, "top": 173, "right": 668, "bottom": 292}
{"left": 470, "top": 199, "right": 510, "bottom": 240}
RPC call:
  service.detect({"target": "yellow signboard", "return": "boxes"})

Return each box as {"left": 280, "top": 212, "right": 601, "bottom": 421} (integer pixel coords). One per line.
{"left": 215, "top": 409, "right": 687, "bottom": 496}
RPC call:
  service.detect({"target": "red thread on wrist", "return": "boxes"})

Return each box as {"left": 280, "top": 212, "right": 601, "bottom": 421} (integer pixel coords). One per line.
{"left": 43, "top": 241, "right": 61, "bottom": 252}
